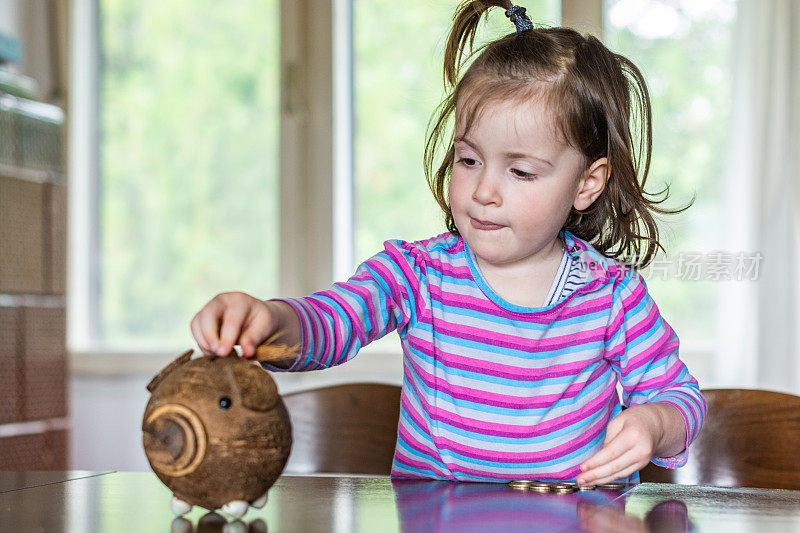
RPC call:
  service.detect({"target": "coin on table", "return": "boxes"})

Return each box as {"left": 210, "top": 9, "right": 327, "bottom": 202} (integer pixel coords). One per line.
{"left": 553, "top": 485, "right": 577, "bottom": 494}
{"left": 596, "top": 483, "right": 626, "bottom": 490}
{"left": 508, "top": 480, "right": 534, "bottom": 490}
{"left": 547, "top": 483, "right": 577, "bottom": 494}
{"left": 560, "top": 481, "right": 596, "bottom": 491}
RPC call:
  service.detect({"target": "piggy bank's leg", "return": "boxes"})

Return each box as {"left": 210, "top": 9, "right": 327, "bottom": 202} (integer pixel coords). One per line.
{"left": 222, "top": 520, "right": 248, "bottom": 533}
{"left": 251, "top": 492, "right": 268, "bottom": 509}
{"left": 247, "top": 518, "right": 268, "bottom": 533}
{"left": 221, "top": 500, "right": 250, "bottom": 519}
{"left": 198, "top": 512, "right": 227, "bottom": 526}
{"left": 171, "top": 517, "right": 192, "bottom": 533}
{"left": 171, "top": 496, "right": 193, "bottom": 516}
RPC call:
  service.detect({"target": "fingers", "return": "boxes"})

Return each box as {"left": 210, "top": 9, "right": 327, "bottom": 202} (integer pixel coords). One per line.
{"left": 577, "top": 417, "right": 654, "bottom": 486}
{"left": 578, "top": 416, "right": 624, "bottom": 475}
{"left": 217, "top": 304, "right": 249, "bottom": 356}
{"left": 191, "top": 297, "right": 225, "bottom": 355}
{"left": 579, "top": 434, "right": 623, "bottom": 475}
{"left": 237, "top": 306, "right": 273, "bottom": 358}
{"left": 190, "top": 313, "right": 215, "bottom": 355}
{"left": 578, "top": 448, "right": 646, "bottom": 487}
{"left": 239, "top": 313, "right": 271, "bottom": 358}
{"left": 190, "top": 292, "right": 262, "bottom": 356}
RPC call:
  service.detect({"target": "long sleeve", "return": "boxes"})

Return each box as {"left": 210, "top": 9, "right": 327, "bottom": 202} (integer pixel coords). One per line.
{"left": 263, "top": 240, "right": 423, "bottom": 372}
{"left": 603, "top": 269, "right": 707, "bottom": 468}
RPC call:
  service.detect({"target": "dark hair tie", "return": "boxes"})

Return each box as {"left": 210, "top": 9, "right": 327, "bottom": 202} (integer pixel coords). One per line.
{"left": 505, "top": 4, "right": 534, "bottom": 33}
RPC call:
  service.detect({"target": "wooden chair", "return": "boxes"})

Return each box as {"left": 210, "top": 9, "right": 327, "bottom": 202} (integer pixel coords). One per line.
{"left": 281, "top": 383, "right": 401, "bottom": 475}
{"left": 639, "top": 389, "right": 800, "bottom": 489}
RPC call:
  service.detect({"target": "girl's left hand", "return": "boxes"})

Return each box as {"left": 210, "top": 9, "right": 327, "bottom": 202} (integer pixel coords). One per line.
{"left": 576, "top": 404, "right": 664, "bottom": 487}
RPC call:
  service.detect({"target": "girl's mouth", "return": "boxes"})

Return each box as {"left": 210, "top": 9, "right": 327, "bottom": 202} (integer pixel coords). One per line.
{"left": 470, "top": 218, "right": 505, "bottom": 231}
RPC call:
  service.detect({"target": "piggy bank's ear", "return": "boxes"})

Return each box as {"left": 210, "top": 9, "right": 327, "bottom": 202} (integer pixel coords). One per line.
{"left": 232, "top": 363, "right": 279, "bottom": 411}
{"left": 147, "top": 349, "right": 193, "bottom": 393}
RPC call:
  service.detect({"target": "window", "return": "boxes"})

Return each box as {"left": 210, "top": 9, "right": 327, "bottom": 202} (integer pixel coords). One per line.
{"left": 72, "top": 0, "right": 279, "bottom": 351}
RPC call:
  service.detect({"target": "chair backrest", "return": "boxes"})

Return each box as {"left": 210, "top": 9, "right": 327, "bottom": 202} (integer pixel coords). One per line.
{"left": 639, "top": 388, "right": 800, "bottom": 489}
{"left": 281, "top": 383, "right": 401, "bottom": 475}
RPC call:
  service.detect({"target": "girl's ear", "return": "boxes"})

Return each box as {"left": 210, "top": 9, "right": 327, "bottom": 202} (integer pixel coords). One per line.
{"left": 573, "top": 157, "right": 609, "bottom": 211}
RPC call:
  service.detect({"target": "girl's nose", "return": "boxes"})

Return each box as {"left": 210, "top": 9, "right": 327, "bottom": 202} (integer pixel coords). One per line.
{"left": 472, "top": 171, "right": 502, "bottom": 206}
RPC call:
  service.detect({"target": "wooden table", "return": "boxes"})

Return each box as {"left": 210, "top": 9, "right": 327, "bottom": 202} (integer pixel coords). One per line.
{"left": 2, "top": 471, "right": 800, "bottom": 532}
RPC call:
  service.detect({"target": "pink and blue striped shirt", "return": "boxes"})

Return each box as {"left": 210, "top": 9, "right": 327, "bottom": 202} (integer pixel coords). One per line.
{"left": 267, "top": 231, "right": 706, "bottom": 482}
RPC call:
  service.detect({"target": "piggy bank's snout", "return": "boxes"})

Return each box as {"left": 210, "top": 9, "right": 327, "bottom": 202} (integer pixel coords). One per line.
{"left": 143, "top": 404, "right": 207, "bottom": 477}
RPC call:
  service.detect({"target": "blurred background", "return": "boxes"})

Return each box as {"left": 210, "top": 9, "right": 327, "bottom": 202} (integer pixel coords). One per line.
{"left": 1, "top": 0, "right": 797, "bottom": 478}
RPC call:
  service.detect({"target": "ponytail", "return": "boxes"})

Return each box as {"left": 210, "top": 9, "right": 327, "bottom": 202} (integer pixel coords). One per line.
{"left": 443, "top": 1, "right": 511, "bottom": 88}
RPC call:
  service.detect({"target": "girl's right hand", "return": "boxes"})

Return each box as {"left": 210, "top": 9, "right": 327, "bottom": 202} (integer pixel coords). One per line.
{"left": 190, "top": 292, "right": 280, "bottom": 358}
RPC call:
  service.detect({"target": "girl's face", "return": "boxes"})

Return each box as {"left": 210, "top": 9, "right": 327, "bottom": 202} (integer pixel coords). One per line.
{"left": 449, "top": 97, "right": 590, "bottom": 270}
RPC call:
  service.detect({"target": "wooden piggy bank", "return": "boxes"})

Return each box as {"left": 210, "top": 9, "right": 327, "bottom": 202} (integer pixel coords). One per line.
{"left": 142, "top": 350, "right": 292, "bottom": 518}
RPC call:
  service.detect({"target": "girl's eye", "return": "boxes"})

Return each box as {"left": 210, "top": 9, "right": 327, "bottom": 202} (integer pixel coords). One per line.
{"left": 511, "top": 168, "right": 536, "bottom": 180}
{"left": 457, "top": 157, "right": 478, "bottom": 167}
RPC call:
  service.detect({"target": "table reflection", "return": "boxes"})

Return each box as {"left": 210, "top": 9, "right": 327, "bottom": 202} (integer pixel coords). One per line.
{"left": 171, "top": 512, "right": 267, "bottom": 533}
{"left": 392, "top": 480, "right": 693, "bottom": 533}
{"left": 577, "top": 499, "right": 693, "bottom": 533}
{"left": 7, "top": 472, "right": 800, "bottom": 532}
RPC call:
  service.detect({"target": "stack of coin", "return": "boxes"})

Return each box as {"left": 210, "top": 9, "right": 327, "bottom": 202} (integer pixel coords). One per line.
{"left": 508, "top": 480, "right": 552, "bottom": 492}
{"left": 550, "top": 483, "right": 577, "bottom": 494}
{"left": 528, "top": 482, "right": 552, "bottom": 493}
{"left": 508, "top": 480, "right": 534, "bottom": 491}
{"left": 507, "top": 481, "right": 582, "bottom": 494}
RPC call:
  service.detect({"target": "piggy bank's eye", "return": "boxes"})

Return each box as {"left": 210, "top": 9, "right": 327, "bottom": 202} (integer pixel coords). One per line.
{"left": 219, "top": 397, "right": 232, "bottom": 410}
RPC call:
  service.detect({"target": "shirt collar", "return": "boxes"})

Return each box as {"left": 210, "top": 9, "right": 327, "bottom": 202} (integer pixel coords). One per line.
{"left": 561, "top": 230, "right": 633, "bottom": 285}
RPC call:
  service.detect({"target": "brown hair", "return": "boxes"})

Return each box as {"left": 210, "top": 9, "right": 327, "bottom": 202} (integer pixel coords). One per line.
{"left": 424, "top": 0, "right": 690, "bottom": 267}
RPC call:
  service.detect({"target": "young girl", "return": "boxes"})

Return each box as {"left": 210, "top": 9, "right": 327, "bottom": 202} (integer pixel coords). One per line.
{"left": 191, "top": 0, "right": 705, "bottom": 486}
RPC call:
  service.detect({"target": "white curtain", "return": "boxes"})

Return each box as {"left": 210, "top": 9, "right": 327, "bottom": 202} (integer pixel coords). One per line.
{"left": 721, "top": 0, "right": 800, "bottom": 393}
